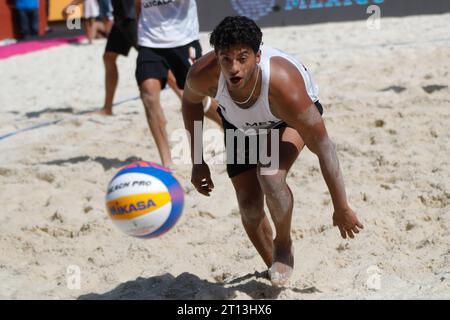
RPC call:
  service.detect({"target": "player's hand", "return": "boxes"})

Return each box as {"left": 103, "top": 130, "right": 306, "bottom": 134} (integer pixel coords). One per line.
{"left": 191, "top": 163, "right": 214, "bottom": 196}
{"left": 333, "top": 207, "right": 364, "bottom": 239}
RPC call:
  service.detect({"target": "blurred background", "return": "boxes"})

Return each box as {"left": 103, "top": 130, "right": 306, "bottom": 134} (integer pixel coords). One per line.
{"left": 1, "top": 0, "right": 450, "bottom": 41}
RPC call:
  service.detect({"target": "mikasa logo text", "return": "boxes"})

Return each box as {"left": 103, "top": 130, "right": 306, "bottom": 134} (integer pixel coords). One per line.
{"left": 109, "top": 199, "right": 157, "bottom": 215}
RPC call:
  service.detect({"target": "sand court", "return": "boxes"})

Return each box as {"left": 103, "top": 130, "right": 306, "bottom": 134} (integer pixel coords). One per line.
{"left": 0, "top": 13, "right": 449, "bottom": 299}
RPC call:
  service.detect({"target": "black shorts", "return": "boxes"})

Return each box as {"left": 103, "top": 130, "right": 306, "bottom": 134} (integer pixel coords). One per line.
{"left": 105, "top": 19, "right": 137, "bottom": 56}
{"left": 220, "top": 101, "right": 324, "bottom": 178}
{"left": 135, "top": 40, "right": 202, "bottom": 88}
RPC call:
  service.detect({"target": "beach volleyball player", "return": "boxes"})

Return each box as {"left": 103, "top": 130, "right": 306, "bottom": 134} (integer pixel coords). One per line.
{"left": 135, "top": 0, "right": 221, "bottom": 167}
{"left": 182, "top": 16, "right": 364, "bottom": 286}
{"left": 61, "top": 0, "right": 193, "bottom": 116}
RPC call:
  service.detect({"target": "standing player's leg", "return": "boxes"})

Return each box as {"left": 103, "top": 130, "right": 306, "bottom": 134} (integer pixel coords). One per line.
{"left": 101, "top": 51, "right": 119, "bottom": 115}
{"left": 231, "top": 168, "right": 274, "bottom": 269}
{"left": 16, "top": 9, "right": 30, "bottom": 39}
{"left": 100, "top": 23, "right": 134, "bottom": 115}
{"left": 84, "top": 18, "right": 97, "bottom": 44}
{"left": 136, "top": 47, "right": 174, "bottom": 166}
{"left": 256, "top": 127, "right": 305, "bottom": 285}
{"left": 167, "top": 70, "right": 183, "bottom": 101}
{"left": 29, "top": 8, "right": 39, "bottom": 36}
{"left": 139, "top": 78, "right": 172, "bottom": 167}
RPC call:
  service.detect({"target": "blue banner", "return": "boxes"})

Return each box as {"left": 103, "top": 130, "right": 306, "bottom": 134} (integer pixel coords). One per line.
{"left": 197, "top": 0, "right": 450, "bottom": 31}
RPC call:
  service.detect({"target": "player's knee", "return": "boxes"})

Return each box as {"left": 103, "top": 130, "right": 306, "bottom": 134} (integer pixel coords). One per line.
{"left": 256, "top": 169, "right": 286, "bottom": 197}
{"left": 140, "top": 90, "right": 159, "bottom": 108}
{"left": 103, "top": 52, "right": 116, "bottom": 65}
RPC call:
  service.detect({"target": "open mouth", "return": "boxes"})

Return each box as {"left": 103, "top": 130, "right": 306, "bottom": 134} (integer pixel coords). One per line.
{"left": 230, "top": 76, "right": 242, "bottom": 85}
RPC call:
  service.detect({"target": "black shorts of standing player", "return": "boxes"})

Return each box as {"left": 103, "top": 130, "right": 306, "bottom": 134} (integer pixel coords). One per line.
{"left": 219, "top": 101, "right": 324, "bottom": 178}
{"left": 105, "top": 18, "right": 138, "bottom": 56}
{"left": 135, "top": 40, "right": 202, "bottom": 89}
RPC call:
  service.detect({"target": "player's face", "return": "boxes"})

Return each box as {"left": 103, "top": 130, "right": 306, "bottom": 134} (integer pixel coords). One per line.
{"left": 217, "top": 45, "right": 261, "bottom": 90}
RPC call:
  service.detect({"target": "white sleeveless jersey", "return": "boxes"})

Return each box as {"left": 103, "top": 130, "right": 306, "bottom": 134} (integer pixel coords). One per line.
{"left": 215, "top": 46, "right": 319, "bottom": 133}
{"left": 138, "top": 0, "right": 199, "bottom": 48}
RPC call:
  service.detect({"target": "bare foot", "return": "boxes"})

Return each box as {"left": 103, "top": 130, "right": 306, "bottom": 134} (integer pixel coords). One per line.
{"left": 95, "top": 108, "right": 113, "bottom": 116}
{"left": 268, "top": 241, "right": 294, "bottom": 286}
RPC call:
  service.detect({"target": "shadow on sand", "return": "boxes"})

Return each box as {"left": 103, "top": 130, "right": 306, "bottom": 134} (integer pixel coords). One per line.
{"left": 43, "top": 156, "right": 141, "bottom": 171}
{"left": 78, "top": 271, "right": 320, "bottom": 300}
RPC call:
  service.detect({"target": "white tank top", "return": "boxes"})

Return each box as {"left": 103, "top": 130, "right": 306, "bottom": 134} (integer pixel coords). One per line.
{"left": 138, "top": 0, "right": 199, "bottom": 48}
{"left": 215, "top": 46, "right": 319, "bottom": 134}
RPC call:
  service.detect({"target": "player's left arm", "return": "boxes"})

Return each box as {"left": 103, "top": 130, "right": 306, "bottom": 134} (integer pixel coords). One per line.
{"left": 269, "top": 57, "right": 363, "bottom": 239}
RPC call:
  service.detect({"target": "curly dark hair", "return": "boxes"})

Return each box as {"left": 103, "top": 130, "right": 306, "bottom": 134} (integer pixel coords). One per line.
{"left": 209, "top": 16, "right": 263, "bottom": 53}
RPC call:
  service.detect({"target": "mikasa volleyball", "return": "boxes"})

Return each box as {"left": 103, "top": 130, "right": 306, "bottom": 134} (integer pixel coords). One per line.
{"left": 105, "top": 161, "right": 184, "bottom": 238}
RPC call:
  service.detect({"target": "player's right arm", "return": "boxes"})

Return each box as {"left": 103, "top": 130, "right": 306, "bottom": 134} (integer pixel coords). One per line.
{"left": 182, "top": 52, "right": 219, "bottom": 196}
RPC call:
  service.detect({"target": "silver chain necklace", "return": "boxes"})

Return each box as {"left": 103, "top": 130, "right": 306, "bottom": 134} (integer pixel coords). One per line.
{"left": 231, "top": 65, "right": 260, "bottom": 105}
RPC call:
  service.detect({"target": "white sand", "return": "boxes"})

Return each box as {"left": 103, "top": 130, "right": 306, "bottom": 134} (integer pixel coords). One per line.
{"left": 0, "top": 14, "right": 449, "bottom": 300}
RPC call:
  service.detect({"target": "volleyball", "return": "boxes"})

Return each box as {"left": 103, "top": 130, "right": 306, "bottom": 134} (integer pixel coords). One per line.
{"left": 105, "top": 161, "right": 184, "bottom": 238}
